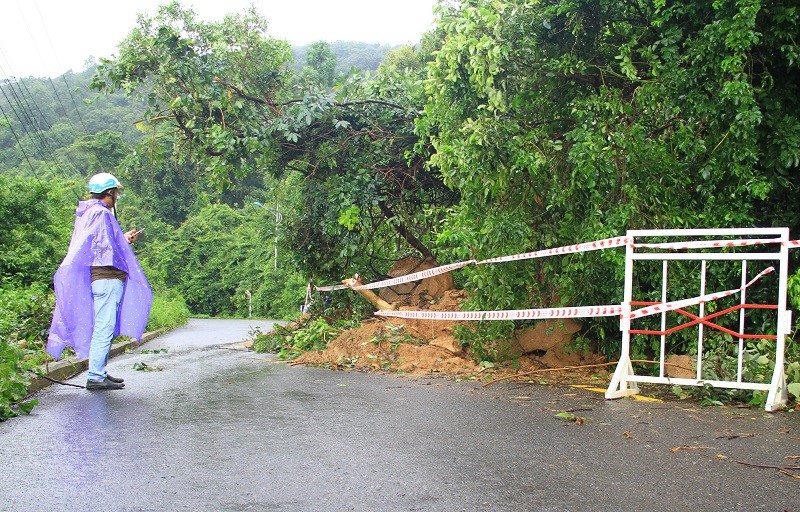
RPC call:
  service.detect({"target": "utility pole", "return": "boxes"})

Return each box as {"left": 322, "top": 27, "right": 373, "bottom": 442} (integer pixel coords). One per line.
{"left": 252, "top": 201, "right": 283, "bottom": 269}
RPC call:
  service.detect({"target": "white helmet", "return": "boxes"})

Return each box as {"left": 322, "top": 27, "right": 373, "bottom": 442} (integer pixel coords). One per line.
{"left": 88, "top": 173, "right": 122, "bottom": 194}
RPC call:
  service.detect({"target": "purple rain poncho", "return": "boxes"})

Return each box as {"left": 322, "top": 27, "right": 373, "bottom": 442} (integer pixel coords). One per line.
{"left": 47, "top": 199, "right": 153, "bottom": 360}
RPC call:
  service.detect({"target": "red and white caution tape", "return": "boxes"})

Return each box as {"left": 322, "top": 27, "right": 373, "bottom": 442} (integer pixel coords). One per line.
{"left": 375, "top": 305, "right": 624, "bottom": 321}
{"left": 627, "top": 266, "right": 775, "bottom": 320}
{"left": 315, "top": 283, "right": 350, "bottom": 292}
{"left": 477, "top": 236, "right": 631, "bottom": 265}
{"left": 315, "top": 234, "right": 798, "bottom": 292}
{"left": 633, "top": 238, "right": 800, "bottom": 250}
{"left": 633, "top": 238, "right": 779, "bottom": 250}
{"left": 376, "top": 267, "right": 774, "bottom": 322}
{"left": 351, "top": 260, "right": 478, "bottom": 290}
{"left": 316, "top": 235, "right": 630, "bottom": 291}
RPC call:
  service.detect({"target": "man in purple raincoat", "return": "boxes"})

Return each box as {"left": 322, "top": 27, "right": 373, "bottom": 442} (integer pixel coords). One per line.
{"left": 47, "top": 173, "right": 153, "bottom": 390}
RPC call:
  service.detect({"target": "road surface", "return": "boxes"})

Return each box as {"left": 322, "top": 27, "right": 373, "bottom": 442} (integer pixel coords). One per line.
{"left": 1, "top": 318, "right": 797, "bottom": 511}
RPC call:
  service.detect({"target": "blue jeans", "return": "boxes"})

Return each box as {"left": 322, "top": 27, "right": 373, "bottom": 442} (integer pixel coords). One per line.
{"left": 87, "top": 279, "right": 124, "bottom": 382}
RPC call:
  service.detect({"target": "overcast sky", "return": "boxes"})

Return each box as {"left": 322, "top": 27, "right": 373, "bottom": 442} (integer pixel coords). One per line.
{"left": 0, "top": 0, "right": 438, "bottom": 79}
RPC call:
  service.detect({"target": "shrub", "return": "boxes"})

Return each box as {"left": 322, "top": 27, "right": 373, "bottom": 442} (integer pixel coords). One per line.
{"left": 146, "top": 289, "right": 191, "bottom": 331}
{"left": 0, "top": 340, "right": 37, "bottom": 421}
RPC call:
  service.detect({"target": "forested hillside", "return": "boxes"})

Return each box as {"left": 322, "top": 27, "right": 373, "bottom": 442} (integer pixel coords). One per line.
{"left": 2, "top": 0, "right": 800, "bottom": 419}
{"left": 0, "top": 41, "right": 395, "bottom": 178}
{"left": 0, "top": 67, "right": 143, "bottom": 179}
{"left": 292, "top": 41, "right": 395, "bottom": 73}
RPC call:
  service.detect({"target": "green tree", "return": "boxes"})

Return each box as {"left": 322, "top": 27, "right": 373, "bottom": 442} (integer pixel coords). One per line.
{"left": 91, "top": 3, "right": 292, "bottom": 187}
{"left": 304, "top": 41, "right": 337, "bottom": 87}
{"left": 0, "top": 175, "right": 73, "bottom": 287}
{"left": 152, "top": 202, "right": 304, "bottom": 317}
{"left": 92, "top": 1, "right": 457, "bottom": 287}
{"left": 378, "top": 45, "right": 424, "bottom": 74}
{"left": 1, "top": 67, "right": 145, "bottom": 180}
{"left": 73, "top": 130, "right": 129, "bottom": 173}
{"left": 421, "top": 0, "right": 800, "bottom": 356}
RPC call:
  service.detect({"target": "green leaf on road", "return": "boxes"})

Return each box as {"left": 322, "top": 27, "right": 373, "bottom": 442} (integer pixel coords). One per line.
{"left": 133, "top": 362, "right": 163, "bottom": 372}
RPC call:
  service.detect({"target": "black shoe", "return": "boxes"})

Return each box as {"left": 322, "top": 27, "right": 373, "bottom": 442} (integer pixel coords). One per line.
{"left": 106, "top": 374, "right": 124, "bottom": 384}
{"left": 86, "top": 378, "right": 125, "bottom": 390}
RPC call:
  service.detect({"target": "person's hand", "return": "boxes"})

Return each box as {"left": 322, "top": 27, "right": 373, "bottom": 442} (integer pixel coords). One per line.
{"left": 125, "top": 228, "right": 143, "bottom": 244}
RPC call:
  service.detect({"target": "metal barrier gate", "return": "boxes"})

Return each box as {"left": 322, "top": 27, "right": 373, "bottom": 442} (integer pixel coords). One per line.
{"left": 606, "top": 228, "right": 793, "bottom": 411}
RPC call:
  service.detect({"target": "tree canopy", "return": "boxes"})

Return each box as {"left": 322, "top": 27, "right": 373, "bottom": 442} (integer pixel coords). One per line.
{"left": 418, "top": 0, "right": 800, "bottom": 352}
{"left": 91, "top": 1, "right": 456, "bottom": 284}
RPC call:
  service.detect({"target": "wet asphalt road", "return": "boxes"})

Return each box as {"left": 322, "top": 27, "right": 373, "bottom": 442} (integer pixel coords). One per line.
{"left": 1, "top": 318, "right": 798, "bottom": 512}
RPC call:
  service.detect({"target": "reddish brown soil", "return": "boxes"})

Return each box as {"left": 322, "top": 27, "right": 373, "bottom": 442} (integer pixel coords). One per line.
{"left": 291, "top": 288, "right": 612, "bottom": 388}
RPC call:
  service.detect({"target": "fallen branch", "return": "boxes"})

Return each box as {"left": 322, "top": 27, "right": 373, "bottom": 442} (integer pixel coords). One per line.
{"left": 714, "top": 433, "right": 755, "bottom": 440}
{"left": 670, "top": 446, "right": 711, "bottom": 453}
{"left": 734, "top": 460, "right": 800, "bottom": 480}
{"left": 30, "top": 372, "right": 85, "bottom": 389}
{"left": 343, "top": 274, "right": 395, "bottom": 311}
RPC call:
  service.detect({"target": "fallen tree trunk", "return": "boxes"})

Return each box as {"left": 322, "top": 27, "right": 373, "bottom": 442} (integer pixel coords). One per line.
{"left": 343, "top": 274, "right": 395, "bottom": 311}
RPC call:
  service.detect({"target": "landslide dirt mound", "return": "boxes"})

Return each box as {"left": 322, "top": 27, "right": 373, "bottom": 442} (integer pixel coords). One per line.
{"left": 294, "top": 289, "right": 473, "bottom": 374}
{"left": 292, "top": 288, "right": 610, "bottom": 386}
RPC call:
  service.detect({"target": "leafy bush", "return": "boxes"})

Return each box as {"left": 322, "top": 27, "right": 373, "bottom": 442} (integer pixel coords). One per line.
{"left": 0, "top": 341, "right": 38, "bottom": 421}
{"left": 422, "top": 0, "right": 800, "bottom": 361}
{"left": 146, "top": 288, "right": 191, "bottom": 331}
{"left": 252, "top": 317, "right": 361, "bottom": 360}
{"left": 669, "top": 334, "right": 800, "bottom": 408}
{"left": 0, "top": 175, "right": 72, "bottom": 288}
{"left": 283, "top": 318, "right": 341, "bottom": 359}
{"left": 783, "top": 337, "right": 800, "bottom": 408}
{"left": 0, "top": 284, "right": 56, "bottom": 370}
{"left": 251, "top": 324, "right": 293, "bottom": 354}
{"left": 453, "top": 321, "right": 516, "bottom": 363}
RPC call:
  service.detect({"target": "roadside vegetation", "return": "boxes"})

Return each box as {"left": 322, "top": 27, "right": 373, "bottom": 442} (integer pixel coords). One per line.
{"left": 3, "top": 0, "right": 800, "bottom": 419}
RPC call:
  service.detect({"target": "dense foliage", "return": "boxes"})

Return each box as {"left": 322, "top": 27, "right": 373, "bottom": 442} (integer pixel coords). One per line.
{"left": 0, "top": 67, "right": 144, "bottom": 179}
{"left": 0, "top": 175, "right": 73, "bottom": 419}
{"left": 88, "top": 0, "right": 800, "bottom": 369}
{"left": 420, "top": 0, "right": 800, "bottom": 358}
{"left": 90, "top": 1, "right": 456, "bottom": 286}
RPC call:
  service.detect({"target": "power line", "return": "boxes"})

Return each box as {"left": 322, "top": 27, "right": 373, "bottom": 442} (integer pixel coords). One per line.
{"left": 0, "top": 93, "right": 48, "bottom": 188}
{"left": 57, "top": 74, "right": 96, "bottom": 152}
{"left": 1, "top": 0, "right": 103, "bottom": 184}
{"left": 1, "top": 74, "right": 82, "bottom": 202}
{"left": 0, "top": 75, "right": 75, "bottom": 179}
{"left": 31, "top": 0, "right": 104, "bottom": 165}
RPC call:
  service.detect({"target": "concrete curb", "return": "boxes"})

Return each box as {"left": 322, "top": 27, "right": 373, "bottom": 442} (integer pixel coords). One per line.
{"left": 27, "top": 329, "right": 165, "bottom": 394}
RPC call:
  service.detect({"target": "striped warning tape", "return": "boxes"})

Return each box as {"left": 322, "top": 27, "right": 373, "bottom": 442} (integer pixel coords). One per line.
{"left": 314, "top": 235, "right": 799, "bottom": 292}
{"left": 632, "top": 238, "right": 788, "bottom": 250}
{"left": 477, "top": 236, "right": 631, "bottom": 265}
{"left": 315, "top": 236, "right": 631, "bottom": 291}
{"left": 350, "top": 260, "right": 478, "bottom": 290}
{"left": 376, "top": 305, "right": 625, "bottom": 321}
{"left": 315, "top": 283, "right": 350, "bottom": 292}
{"left": 376, "top": 267, "right": 775, "bottom": 322}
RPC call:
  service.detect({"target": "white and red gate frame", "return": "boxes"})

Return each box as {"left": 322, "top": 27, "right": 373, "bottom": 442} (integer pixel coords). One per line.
{"left": 605, "top": 228, "right": 794, "bottom": 412}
